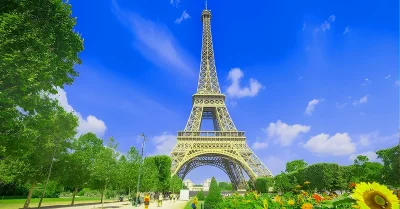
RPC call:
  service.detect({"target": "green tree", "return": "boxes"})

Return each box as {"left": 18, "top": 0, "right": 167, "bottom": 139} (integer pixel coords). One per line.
{"left": 170, "top": 175, "right": 183, "bottom": 193}
{"left": 90, "top": 137, "right": 119, "bottom": 206}
{"left": 0, "top": 0, "right": 83, "bottom": 157}
{"left": 1, "top": 101, "right": 78, "bottom": 209}
{"left": 377, "top": 145, "right": 400, "bottom": 187}
{"left": 204, "top": 177, "right": 222, "bottom": 209}
{"left": 55, "top": 133, "right": 104, "bottom": 205}
{"left": 255, "top": 177, "right": 273, "bottom": 193}
{"left": 140, "top": 157, "right": 159, "bottom": 192}
{"left": 273, "top": 173, "right": 292, "bottom": 193}
{"left": 197, "top": 189, "right": 205, "bottom": 201}
{"left": 285, "top": 159, "right": 308, "bottom": 173}
{"left": 126, "top": 147, "right": 140, "bottom": 197}
{"left": 218, "top": 182, "right": 233, "bottom": 191}
{"left": 152, "top": 155, "right": 172, "bottom": 192}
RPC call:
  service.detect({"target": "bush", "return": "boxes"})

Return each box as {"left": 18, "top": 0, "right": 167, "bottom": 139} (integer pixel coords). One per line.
{"left": 197, "top": 190, "right": 205, "bottom": 201}
{"left": 31, "top": 181, "right": 62, "bottom": 198}
{"left": 204, "top": 177, "right": 221, "bottom": 209}
{"left": 255, "top": 177, "right": 273, "bottom": 193}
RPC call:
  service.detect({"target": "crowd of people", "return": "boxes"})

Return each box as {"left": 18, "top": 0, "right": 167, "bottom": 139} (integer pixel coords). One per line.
{"left": 134, "top": 192, "right": 180, "bottom": 208}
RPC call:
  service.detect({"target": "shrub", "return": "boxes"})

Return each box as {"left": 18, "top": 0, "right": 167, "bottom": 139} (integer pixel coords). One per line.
{"left": 197, "top": 190, "right": 205, "bottom": 201}
{"left": 255, "top": 177, "right": 274, "bottom": 193}
{"left": 204, "top": 177, "right": 221, "bottom": 209}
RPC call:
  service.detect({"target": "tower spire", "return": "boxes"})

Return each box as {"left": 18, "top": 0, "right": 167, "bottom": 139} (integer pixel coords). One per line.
{"left": 197, "top": 4, "right": 221, "bottom": 94}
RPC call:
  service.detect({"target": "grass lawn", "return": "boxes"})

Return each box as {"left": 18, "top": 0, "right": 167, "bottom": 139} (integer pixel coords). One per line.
{"left": 0, "top": 197, "right": 117, "bottom": 209}
{"left": 183, "top": 198, "right": 204, "bottom": 209}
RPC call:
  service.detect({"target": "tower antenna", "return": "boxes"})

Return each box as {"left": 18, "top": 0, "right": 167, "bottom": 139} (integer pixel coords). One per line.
{"left": 205, "top": 0, "right": 207, "bottom": 10}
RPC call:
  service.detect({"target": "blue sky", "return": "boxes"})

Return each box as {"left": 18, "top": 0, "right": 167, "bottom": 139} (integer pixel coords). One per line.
{"left": 60, "top": 0, "right": 399, "bottom": 184}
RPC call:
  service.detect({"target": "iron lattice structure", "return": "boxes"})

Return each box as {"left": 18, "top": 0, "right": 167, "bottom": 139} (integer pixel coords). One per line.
{"left": 170, "top": 7, "right": 273, "bottom": 190}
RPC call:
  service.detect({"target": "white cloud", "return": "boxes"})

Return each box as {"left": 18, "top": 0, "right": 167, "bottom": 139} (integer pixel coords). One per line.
{"left": 302, "top": 23, "right": 306, "bottom": 31}
{"left": 264, "top": 120, "right": 311, "bottom": 146}
{"left": 226, "top": 68, "right": 263, "bottom": 98}
{"left": 112, "top": 1, "right": 195, "bottom": 76}
{"left": 336, "top": 102, "right": 347, "bottom": 108}
{"left": 358, "top": 131, "right": 397, "bottom": 147}
{"left": 305, "top": 99, "right": 322, "bottom": 115}
{"left": 298, "top": 76, "right": 303, "bottom": 80}
{"left": 349, "top": 151, "right": 378, "bottom": 162}
{"left": 175, "top": 10, "right": 191, "bottom": 24}
{"left": 303, "top": 133, "right": 356, "bottom": 156}
{"left": 385, "top": 74, "right": 391, "bottom": 79}
{"left": 342, "top": 26, "right": 350, "bottom": 35}
{"left": 352, "top": 95, "right": 368, "bottom": 105}
{"left": 151, "top": 132, "right": 177, "bottom": 155}
{"left": 315, "top": 15, "right": 336, "bottom": 32}
{"left": 252, "top": 141, "right": 268, "bottom": 150}
{"left": 170, "top": 0, "right": 180, "bottom": 6}
{"left": 52, "top": 88, "right": 107, "bottom": 137}
{"left": 362, "top": 78, "right": 371, "bottom": 86}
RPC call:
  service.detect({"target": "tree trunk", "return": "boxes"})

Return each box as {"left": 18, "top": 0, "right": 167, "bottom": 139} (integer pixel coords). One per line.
{"left": 23, "top": 183, "right": 35, "bottom": 209}
{"left": 128, "top": 187, "right": 131, "bottom": 199}
{"left": 100, "top": 191, "right": 104, "bottom": 204}
{"left": 71, "top": 187, "right": 78, "bottom": 205}
{"left": 102, "top": 183, "right": 107, "bottom": 209}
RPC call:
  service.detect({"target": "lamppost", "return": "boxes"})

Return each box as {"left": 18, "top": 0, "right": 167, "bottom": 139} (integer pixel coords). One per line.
{"left": 135, "top": 133, "right": 148, "bottom": 207}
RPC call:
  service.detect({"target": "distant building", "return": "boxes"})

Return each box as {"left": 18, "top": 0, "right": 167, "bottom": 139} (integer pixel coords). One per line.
{"left": 183, "top": 178, "right": 212, "bottom": 191}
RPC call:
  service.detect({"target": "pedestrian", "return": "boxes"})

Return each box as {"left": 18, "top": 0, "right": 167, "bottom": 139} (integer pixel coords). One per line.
{"left": 155, "top": 193, "right": 159, "bottom": 207}
{"left": 144, "top": 192, "right": 150, "bottom": 209}
{"left": 191, "top": 196, "right": 198, "bottom": 209}
{"left": 159, "top": 193, "right": 163, "bottom": 206}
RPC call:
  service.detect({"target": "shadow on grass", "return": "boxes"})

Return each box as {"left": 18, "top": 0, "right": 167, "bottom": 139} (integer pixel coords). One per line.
{"left": 18, "top": 201, "right": 120, "bottom": 209}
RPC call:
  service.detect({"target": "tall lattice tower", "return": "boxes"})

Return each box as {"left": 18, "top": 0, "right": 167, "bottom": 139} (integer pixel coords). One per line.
{"left": 170, "top": 5, "right": 273, "bottom": 190}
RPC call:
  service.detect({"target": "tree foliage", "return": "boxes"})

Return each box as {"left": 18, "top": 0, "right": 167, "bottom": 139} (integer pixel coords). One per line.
{"left": 170, "top": 174, "right": 183, "bottom": 193}
{"left": 255, "top": 177, "right": 273, "bottom": 193}
{"left": 204, "top": 177, "right": 222, "bottom": 209}
{"left": 218, "top": 182, "right": 233, "bottom": 191}
{"left": 197, "top": 189, "right": 205, "bottom": 201}
{"left": 377, "top": 145, "right": 400, "bottom": 187}
{"left": 152, "top": 155, "right": 172, "bottom": 192}
{"left": 0, "top": 0, "right": 83, "bottom": 156}
{"left": 285, "top": 159, "right": 308, "bottom": 173}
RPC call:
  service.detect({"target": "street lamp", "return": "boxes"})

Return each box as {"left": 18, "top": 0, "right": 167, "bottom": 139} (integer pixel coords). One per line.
{"left": 135, "top": 133, "right": 148, "bottom": 207}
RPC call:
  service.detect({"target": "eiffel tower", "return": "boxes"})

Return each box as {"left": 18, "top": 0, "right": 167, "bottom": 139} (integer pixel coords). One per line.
{"left": 170, "top": 4, "right": 273, "bottom": 190}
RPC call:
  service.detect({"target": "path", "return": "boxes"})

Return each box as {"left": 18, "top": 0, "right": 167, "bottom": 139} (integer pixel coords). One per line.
{"left": 50, "top": 200, "right": 188, "bottom": 209}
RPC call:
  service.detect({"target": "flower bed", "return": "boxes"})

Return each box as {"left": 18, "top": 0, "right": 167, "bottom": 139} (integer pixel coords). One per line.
{"left": 217, "top": 182, "right": 399, "bottom": 209}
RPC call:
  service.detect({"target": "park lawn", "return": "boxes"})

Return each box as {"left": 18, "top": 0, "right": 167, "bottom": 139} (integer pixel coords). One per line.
{"left": 0, "top": 197, "right": 117, "bottom": 209}
{"left": 183, "top": 198, "right": 204, "bottom": 209}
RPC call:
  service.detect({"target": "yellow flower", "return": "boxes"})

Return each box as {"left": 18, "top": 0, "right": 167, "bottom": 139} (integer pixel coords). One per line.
{"left": 273, "top": 195, "right": 281, "bottom": 202}
{"left": 304, "top": 181, "right": 311, "bottom": 185}
{"left": 288, "top": 199, "right": 295, "bottom": 205}
{"left": 263, "top": 199, "right": 268, "bottom": 209}
{"left": 296, "top": 185, "right": 302, "bottom": 188}
{"left": 352, "top": 205, "right": 360, "bottom": 208}
{"left": 301, "top": 202, "right": 313, "bottom": 209}
{"left": 352, "top": 182, "right": 399, "bottom": 209}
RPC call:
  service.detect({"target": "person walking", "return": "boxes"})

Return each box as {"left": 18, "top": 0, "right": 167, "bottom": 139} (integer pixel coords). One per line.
{"left": 159, "top": 193, "right": 163, "bottom": 206}
{"left": 155, "top": 193, "right": 159, "bottom": 207}
{"left": 191, "top": 196, "right": 198, "bottom": 209}
{"left": 144, "top": 192, "right": 150, "bottom": 209}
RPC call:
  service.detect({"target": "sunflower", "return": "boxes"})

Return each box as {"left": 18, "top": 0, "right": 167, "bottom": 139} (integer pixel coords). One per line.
{"left": 352, "top": 182, "right": 399, "bottom": 209}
